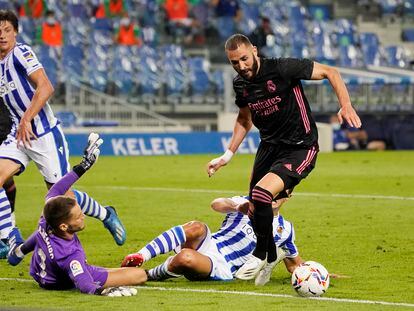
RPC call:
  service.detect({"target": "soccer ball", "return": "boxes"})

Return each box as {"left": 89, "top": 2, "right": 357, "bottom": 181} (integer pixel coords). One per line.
{"left": 291, "top": 261, "right": 330, "bottom": 297}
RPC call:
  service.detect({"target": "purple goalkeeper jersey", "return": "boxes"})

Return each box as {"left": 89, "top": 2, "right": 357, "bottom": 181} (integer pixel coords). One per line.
{"left": 28, "top": 171, "right": 108, "bottom": 294}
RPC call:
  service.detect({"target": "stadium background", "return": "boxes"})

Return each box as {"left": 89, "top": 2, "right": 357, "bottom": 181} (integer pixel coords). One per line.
{"left": 1, "top": 0, "right": 414, "bottom": 152}
{"left": 0, "top": 1, "right": 414, "bottom": 310}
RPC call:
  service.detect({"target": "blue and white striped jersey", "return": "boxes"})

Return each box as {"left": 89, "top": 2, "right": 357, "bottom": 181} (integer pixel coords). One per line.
{"left": 212, "top": 196, "right": 298, "bottom": 275}
{"left": 0, "top": 43, "right": 58, "bottom": 137}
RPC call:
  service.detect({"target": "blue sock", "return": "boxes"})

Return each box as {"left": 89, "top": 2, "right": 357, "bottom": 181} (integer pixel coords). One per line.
{"left": 147, "top": 257, "right": 181, "bottom": 281}
{"left": 138, "top": 225, "right": 186, "bottom": 261}
{"left": 0, "top": 188, "right": 13, "bottom": 240}
{"left": 73, "top": 189, "right": 107, "bottom": 221}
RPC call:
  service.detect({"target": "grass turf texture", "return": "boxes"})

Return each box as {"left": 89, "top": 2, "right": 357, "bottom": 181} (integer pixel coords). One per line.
{"left": 0, "top": 151, "right": 413, "bottom": 310}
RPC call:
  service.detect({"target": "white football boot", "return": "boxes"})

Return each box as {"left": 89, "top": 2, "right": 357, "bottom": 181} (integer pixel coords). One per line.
{"left": 255, "top": 247, "right": 287, "bottom": 286}
{"left": 235, "top": 255, "right": 266, "bottom": 280}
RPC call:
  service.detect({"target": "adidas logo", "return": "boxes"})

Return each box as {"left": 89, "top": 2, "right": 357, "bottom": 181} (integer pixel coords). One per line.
{"left": 284, "top": 164, "right": 292, "bottom": 171}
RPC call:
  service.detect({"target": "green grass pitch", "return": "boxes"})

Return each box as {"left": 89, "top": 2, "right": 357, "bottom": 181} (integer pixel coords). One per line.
{"left": 0, "top": 151, "right": 413, "bottom": 310}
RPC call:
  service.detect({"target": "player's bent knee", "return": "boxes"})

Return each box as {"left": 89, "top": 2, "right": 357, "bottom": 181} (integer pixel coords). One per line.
{"left": 183, "top": 221, "right": 206, "bottom": 239}
{"left": 171, "top": 249, "right": 198, "bottom": 269}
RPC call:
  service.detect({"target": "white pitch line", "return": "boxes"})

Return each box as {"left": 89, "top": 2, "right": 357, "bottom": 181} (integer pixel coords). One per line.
{"left": 23, "top": 183, "right": 414, "bottom": 201}
{"left": 0, "top": 278, "right": 413, "bottom": 308}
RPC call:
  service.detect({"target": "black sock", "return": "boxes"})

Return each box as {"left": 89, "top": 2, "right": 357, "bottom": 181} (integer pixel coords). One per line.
{"left": 266, "top": 228, "right": 277, "bottom": 263}
{"left": 4, "top": 179, "right": 16, "bottom": 213}
{"left": 251, "top": 186, "right": 274, "bottom": 260}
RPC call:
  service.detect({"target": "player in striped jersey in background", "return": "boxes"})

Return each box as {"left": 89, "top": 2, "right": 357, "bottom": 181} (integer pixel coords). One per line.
{"left": 0, "top": 10, "right": 126, "bottom": 258}
{"left": 122, "top": 195, "right": 303, "bottom": 286}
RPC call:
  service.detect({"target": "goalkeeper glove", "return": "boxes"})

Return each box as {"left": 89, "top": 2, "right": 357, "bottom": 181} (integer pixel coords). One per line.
{"left": 74, "top": 133, "right": 103, "bottom": 175}
{"left": 100, "top": 287, "right": 138, "bottom": 297}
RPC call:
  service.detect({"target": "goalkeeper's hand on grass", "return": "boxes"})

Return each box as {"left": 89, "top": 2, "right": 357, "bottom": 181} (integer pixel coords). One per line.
{"left": 100, "top": 287, "right": 138, "bottom": 297}
{"left": 80, "top": 133, "right": 103, "bottom": 171}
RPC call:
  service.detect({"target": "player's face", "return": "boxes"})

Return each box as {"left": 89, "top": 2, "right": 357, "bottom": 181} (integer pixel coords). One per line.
{"left": 0, "top": 21, "right": 17, "bottom": 56}
{"left": 66, "top": 204, "right": 85, "bottom": 233}
{"left": 227, "top": 44, "right": 260, "bottom": 80}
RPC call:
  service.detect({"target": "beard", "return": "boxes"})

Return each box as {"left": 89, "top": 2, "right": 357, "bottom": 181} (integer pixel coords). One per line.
{"left": 68, "top": 222, "right": 85, "bottom": 233}
{"left": 239, "top": 54, "right": 259, "bottom": 80}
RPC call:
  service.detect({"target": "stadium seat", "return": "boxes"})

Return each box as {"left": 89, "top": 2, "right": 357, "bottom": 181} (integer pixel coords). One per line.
{"left": 64, "top": 17, "right": 89, "bottom": 47}
{"left": 216, "top": 17, "right": 236, "bottom": 40}
{"left": 62, "top": 44, "right": 84, "bottom": 78}
{"left": 308, "top": 4, "right": 332, "bottom": 21}
{"left": 360, "top": 32, "right": 386, "bottom": 66}
{"left": 18, "top": 17, "right": 36, "bottom": 45}
{"left": 401, "top": 28, "right": 414, "bottom": 41}
{"left": 385, "top": 45, "right": 409, "bottom": 68}
{"left": 239, "top": 2, "right": 260, "bottom": 35}
{"left": 0, "top": 0, "right": 13, "bottom": 9}
{"left": 67, "top": 2, "right": 90, "bottom": 19}
{"left": 55, "top": 111, "right": 78, "bottom": 128}
{"left": 188, "top": 57, "right": 211, "bottom": 98}
{"left": 377, "top": 0, "right": 398, "bottom": 14}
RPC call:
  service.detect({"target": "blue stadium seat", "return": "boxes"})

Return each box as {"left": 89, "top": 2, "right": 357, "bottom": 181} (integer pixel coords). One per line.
{"left": 359, "top": 32, "right": 385, "bottom": 66}
{"left": 308, "top": 4, "right": 332, "bottom": 21}
{"left": 62, "top": 44, "right": 84, "bottom": 80}
{"left": 67, "top": 2, "right": 90, "bottom": 19}
{"left": 385, "top": 45, "right": 409, "bottom": 67}
{"left": 239, "top": 2, "right": 260, "bottom": 35}
{"left": 216, "top": 17, "right": 236, "bottom": 40}
{"left": 64, "top": 17, "right": 89, "bottom": 46}
{"left": 377, "top": 0, "right": 397, "bottom": 14}
{"left": 136, "top": 47, "right": 161, "bottom": 97}
{"left": 338, "top": 45, "right": 364, "bottom": 68}
{"left": 55, "top": 111, "right": 78, "bottom": 128}
{"left": 334, "top": 19, "right": 356, "bottom": 46}
{"left": 112, "top": 47, "right": 135, "bottom": 95}
{"left": 87, "top": 70, "right": 108, "bottom": 92}
{"left": 211, "top": 69, "right": 224, "bottom": 96}
{"left": 188, "top": 57, "right": 211, "bottom": 96}
{"left": 0, "top": 0, "right": 13, "bottom": 9}
{"left": 401, "top": 28, "right": 414, "bottom": 41}
{"left": 18, "top": 17, "right": 36, "bottom": 45}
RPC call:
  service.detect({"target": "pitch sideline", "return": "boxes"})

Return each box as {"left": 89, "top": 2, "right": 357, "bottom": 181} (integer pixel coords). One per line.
{"left": 0, "top": 278, "right": 413, "bottom": 308}
{"left": 24, "top": 183, "right": 414, "bottom": 201}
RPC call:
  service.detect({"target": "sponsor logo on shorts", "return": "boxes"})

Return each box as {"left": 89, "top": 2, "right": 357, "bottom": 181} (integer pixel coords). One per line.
{"left": 70, "top": 260, "right": 84, "bottom": 277}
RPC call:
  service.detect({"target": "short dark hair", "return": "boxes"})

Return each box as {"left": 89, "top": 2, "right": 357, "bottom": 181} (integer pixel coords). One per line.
{"left": 44, "top": 196, "right": 76, "bottom": 231}
{"left": 0, "top": 10, "right": 18, "bottom": 32}
{"left": 225, "top": 34, "right": 252, "bottom": 51}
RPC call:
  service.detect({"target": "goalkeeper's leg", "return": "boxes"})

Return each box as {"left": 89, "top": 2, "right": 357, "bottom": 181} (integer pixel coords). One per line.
{"left": 103, "top": 267, "right": 148, "bottom": 287}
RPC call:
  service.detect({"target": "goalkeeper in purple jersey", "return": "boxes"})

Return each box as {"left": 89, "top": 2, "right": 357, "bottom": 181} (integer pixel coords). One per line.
{"left": 7, "top": 134, "right": 147, "bottom": 296}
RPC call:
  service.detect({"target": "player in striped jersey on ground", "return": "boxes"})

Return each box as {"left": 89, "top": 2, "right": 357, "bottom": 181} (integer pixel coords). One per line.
{"left": 121, "top": 195, "right": 303, "bottom": 286}
{"left": 0, "top": 10, "right": 125, "bottom": 258}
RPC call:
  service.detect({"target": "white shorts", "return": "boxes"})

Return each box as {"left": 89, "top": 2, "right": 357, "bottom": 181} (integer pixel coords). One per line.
{"left": 0, "top": 125, "right": 70, "bottom": 183}
{"left": 197, "top": 226, "right": 234, "bottom": 281}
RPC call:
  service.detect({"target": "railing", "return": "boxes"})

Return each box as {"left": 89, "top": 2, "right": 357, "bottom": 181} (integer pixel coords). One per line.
{"left": 63, "top": 81, "right": 190, "bottom": 130}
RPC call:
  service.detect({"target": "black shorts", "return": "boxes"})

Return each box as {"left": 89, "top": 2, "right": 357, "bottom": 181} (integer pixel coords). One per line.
{"left": 249, "top": 141, "right": 319, "bottom": 197}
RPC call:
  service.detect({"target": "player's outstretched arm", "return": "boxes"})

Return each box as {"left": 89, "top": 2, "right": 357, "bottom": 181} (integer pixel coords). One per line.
{"left": 45, "top": 133, "right": 103, "bottom": 201}
{"left": 206, "top": 107, "right": 252, "bottom": 177}
{"left": 210, "top": 197, "right": 250, "bottom": 214}
{"left": 310, "top": 62, "right": 361, "bottom": 128}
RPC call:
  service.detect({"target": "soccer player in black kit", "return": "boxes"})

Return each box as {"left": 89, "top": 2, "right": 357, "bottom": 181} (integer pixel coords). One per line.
{"left": 207, "top": 34, "right": 361, "bottom": 285}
